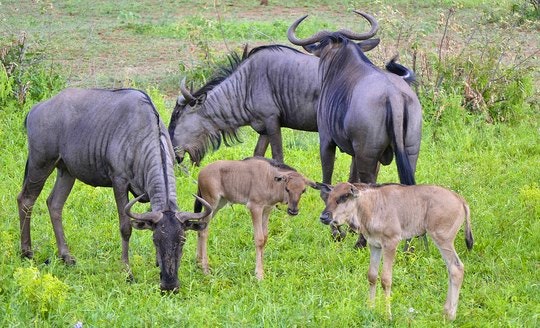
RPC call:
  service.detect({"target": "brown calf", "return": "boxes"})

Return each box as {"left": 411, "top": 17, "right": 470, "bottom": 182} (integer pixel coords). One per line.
{"left": 318, "top": 182, "right": 473, "bottom": 320}
{"left": 194, "top": 157, "right": 317, "bottom": 279}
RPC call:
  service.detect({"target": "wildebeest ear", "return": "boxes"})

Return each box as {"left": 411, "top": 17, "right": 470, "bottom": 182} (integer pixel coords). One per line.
{"left": 184, "top": 220, "right": 207, "bottom": 231}
{"left": 307, "top": 180, "right": 319, "bottom": 189}
{"left": 356, "top": 38, "right": 380, "bottom": 52}
{"left": 131, "top": 220, "right": 155, "bottom": 231}
{"left": 350, "top": 185, "right": 359, "bottom": 198}
{"left": 302, "top": 44, "right": 322, "bottom": 57}
{"left": 195, "top": 93, "right": 207, "bottom": 105}
{"left": 316, "top": 182, "right": 333, "bottom": 202}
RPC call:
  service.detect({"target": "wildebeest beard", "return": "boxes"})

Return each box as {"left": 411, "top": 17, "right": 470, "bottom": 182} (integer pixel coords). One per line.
{"left": 182, "top": 127, "right": 242, "bottom": 166}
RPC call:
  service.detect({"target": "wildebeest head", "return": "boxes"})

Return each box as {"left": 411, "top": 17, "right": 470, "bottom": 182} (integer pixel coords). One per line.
{"left": 318, "top": 182, "right": 362, "bottom": 227}
{"left": 274, "top": 172, "right": 318, "bottom": 216}
{"left": 125, "top": 194, "right": 212, "bottom": 292}
{"left": 169, "top": 56, "right": 244, "bottom": 166}
{"left": 287, "top": 10, "right": 379, "bottom": 58}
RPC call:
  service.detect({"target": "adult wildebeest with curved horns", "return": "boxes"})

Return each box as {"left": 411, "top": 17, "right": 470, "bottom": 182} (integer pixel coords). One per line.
{"left": 17, "top": 88, "right": 212, "bottom": 292}
{"left": 287, "top": 11, "right": 422, "bottom": 188}
{"left": 168, "top": 42, "right": 415, "bottom": 166}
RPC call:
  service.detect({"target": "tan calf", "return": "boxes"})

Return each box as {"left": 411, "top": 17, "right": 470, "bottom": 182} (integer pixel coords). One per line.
{"left": 319, "top": 182, "right": 473, "bottom": 320}
{"left": 194, "top": 157, "right": 317, "bottom": 280}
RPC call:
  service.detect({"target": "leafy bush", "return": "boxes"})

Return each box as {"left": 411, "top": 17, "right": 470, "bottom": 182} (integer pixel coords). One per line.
{"left": 13, "top": 266, "right": 69, "bottom": 316}
{"left": 415, "top": 9, "right": 537, "bottom": 124}
{"left": 0, "top": 33, "right": 65, "bottom": 108}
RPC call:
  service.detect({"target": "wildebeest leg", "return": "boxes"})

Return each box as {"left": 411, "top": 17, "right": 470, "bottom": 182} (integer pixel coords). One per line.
{"left": 319, "top": 140, "right": 336, "bottom": 184}
{"left": 17, "top": 159, "right": 56, "bottom": 259}
{"left": 367, "top": 244, "right": 382, "bottom": 308}
{"left": 266, "top": 122, "right": 284, "bottom": 163}
{"left": 46, "top": 166, "right": 76, "bottom": 264}
{"left": 381, "top": 240, "right": 399, "bottom": 320}
{"left": 249, "top": 205, "right": 266, "bottom": 280}
{"left": 436, "top": 241, "right": 464, "bottom": 321}
{"left": 111, "top": 180, "right": 132, "bottom": 280}
{"left": 253, "top": 134, "right": 270, "bottom": 157}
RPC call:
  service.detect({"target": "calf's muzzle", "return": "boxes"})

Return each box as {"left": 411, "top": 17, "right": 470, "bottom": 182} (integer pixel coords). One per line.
{"left": 320, "top": 211, "right": 333, "bottom": 225}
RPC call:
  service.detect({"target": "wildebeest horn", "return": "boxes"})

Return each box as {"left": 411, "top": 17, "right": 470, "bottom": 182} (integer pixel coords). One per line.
{"left": 341, "top": 11, "right": 379, "bottom": 41}
{"left": 125, "top": 193, "right": 163, "bottom": 223}
{"left": 180, "top": 78, "right": 196, "bottom": 103}
{"left": 176, "top": 194, "right": 212, "bottom": 222}
{"left": 287, "top": 15, "right": 333, "bottom": 46}
{"left": 287, "top": 11, "right": 379, "bottom": 46}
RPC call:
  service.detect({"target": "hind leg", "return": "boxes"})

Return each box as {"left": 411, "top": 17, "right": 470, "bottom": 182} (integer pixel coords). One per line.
{"left": 17, "top": 160, "right": 56, "bottom": 259}
{"left": 436, "top": 241, "right": 464, "bottom": 321}
{"left": 46, "top": 166, "right": 76, "bottom": 264}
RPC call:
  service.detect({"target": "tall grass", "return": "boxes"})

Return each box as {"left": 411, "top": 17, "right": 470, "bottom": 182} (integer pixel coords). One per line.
{"left": 0, "top": 0, "right": 538, "bottom": 326}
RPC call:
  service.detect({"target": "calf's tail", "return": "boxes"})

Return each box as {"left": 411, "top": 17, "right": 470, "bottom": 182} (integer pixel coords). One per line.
{"left": 386, "top": 99, "right": 416, "bottom": 185}
{"left": 194, "top": 188, "right": 202, "bottom": 213}
{"left": 463, "top": 203, "right": 474, "bottom": 250}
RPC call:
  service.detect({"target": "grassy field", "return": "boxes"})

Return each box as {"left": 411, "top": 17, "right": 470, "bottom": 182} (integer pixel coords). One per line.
{"left": 1, "top": 0, "right": 539, "bottom": 326}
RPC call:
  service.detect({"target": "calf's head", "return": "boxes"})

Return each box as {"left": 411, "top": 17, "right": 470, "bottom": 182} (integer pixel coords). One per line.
{"left": 125, "top": 194, "right": 212, "bottom": 292}
{"left": 318, "top": 182, "right": 360, "bottom": 226}
{"left": 274, "top": 172, "right": 318, "bottom": 216}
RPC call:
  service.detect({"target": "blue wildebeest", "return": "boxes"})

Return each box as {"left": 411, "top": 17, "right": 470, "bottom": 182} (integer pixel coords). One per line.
{"left": 287, "top": 11, "right": 422, "bottom": 250}
{"left": 318, "top": 182, "right": 473, "bottom": 320}
{"left": 193, "top": 157, "right": 317, "bottom": 280}
{"left": 17, "top": 88, "right": 212, "bottom": 292}
{"left": 287, "top": 11, "right": 422, "bottom": 187}
{"left": 168, "top": 41, "right": 413, "bottom": 166}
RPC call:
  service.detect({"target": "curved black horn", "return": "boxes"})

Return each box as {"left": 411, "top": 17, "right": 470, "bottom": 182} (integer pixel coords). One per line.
{"left": 176, "top": 194, "right": 213, "bottom": 223}
{"left": 287, "top": 15, "right": 333, "bottom": 46}
{"left": 288, "top": 11, "right": 378, "bottom": 47}
{"left": 338, "top": 11, "right": 379, "bottom": 41}
{"left": 180, "top": 77, "right": 196, "bottom": 103}
{"left": 125, "top": 193, "right": 163, "bottom": 223}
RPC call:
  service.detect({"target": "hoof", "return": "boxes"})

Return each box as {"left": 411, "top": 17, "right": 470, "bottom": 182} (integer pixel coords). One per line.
{"left": 61, "top": 254, "right": 76, "bottom": 265}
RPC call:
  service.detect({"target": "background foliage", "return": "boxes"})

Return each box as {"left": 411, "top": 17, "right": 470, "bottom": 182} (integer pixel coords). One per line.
{"left": 0, "top": 0, "right": 538, "bottom": 326}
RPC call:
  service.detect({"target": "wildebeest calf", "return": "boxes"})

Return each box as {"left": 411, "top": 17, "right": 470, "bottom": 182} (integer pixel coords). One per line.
{"left": 318, "top": 182, "right": 473, "bottom": 320}
{"left": 194, "top": 156, "right": 318, "bottom": 280}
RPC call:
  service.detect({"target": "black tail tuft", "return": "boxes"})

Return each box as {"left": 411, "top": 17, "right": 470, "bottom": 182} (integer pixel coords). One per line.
{"left": 386, "top": 100, "right": 416, "bottom": 186}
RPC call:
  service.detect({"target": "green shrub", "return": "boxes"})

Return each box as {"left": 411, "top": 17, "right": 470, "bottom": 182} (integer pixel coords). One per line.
{"left": 13, "top": 266, "right": 69, "bottom": 316}
{"left": 0, "top": 33, "right": 65, "bottom": 108}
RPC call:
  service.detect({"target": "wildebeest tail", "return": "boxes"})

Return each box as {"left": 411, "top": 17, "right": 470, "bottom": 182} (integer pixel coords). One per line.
{"left": 463, "top": 202, "right": 474, "bottom": 250}
{"left": 194, "top": 188, "right": 202, "bottom": 213}
{"left": 386, "top": 99, "right": 416, "bottom": 185}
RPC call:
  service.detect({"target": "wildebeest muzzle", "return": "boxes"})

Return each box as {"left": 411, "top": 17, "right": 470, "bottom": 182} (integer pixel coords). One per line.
{"left": 320, "top": 211, "right": 333, "bottom": 225}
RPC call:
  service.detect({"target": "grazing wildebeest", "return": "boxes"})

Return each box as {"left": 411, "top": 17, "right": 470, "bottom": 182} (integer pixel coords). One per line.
{"left": 17, "top": 88, "right": 212, "bottom": 292}
{"left": 168, "top": 41, "right": 414, "bottom": 166}
{"left": 287, "top": 11, "right": 422, "bottom": 186}
{"left": 193, "top": 156, "right": 317, "bottom": 280}
{"left": 318, "top": 182, "right": 474, "bottom": 320}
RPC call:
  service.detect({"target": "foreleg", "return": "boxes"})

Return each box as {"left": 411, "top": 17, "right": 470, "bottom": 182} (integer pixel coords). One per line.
{"left": 249, "top": 205, "right": 266, "bottom": 280}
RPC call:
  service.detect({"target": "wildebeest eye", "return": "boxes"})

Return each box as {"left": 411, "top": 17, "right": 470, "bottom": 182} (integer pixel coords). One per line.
{"left": 337, "top": 194, "right": 349, "bottom": 204}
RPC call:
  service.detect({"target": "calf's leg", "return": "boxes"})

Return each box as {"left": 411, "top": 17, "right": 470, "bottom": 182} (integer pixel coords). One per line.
{"left": 46, "top": 167, "right": 76, "bottom": 264}
{"left": 381, "top": 240, "right": 398, "bottom": 320}
{"left": 249, "top": 205, "right": 266, "bottom": 280}
{"left": 367, "top": 244, "right": 383, "bottom": 308}
{"left": 437, "top": 242, "right": 464, "bottom": 321}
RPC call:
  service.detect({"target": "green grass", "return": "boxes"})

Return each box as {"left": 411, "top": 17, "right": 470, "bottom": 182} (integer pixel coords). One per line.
{"left": 1, "top": 0, "right": 539, "bottom": 326}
